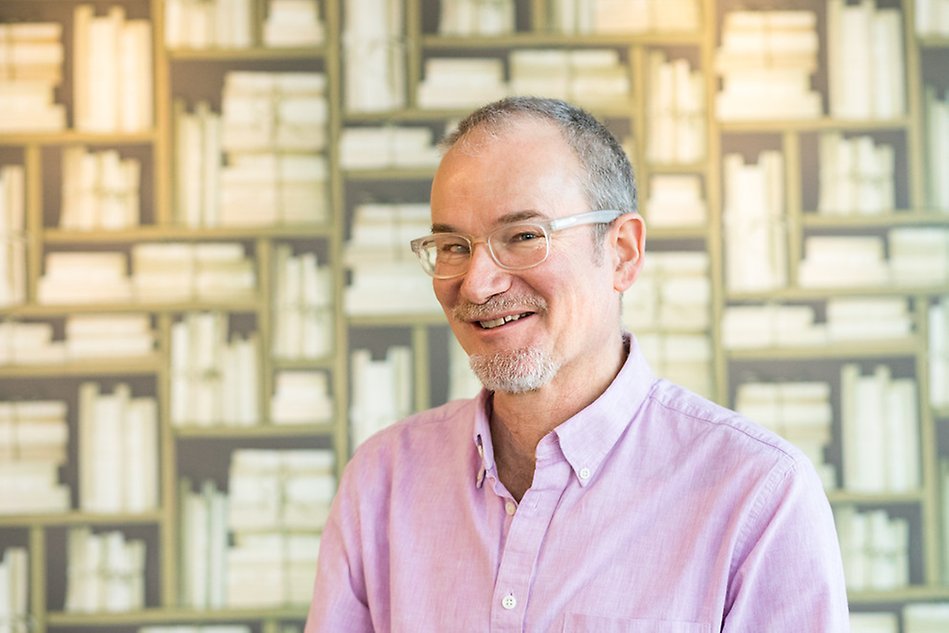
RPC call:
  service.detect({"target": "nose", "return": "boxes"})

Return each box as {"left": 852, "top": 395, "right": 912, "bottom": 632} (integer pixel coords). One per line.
{"left": 458, "top": 241, "right": 512, "bottom": 304}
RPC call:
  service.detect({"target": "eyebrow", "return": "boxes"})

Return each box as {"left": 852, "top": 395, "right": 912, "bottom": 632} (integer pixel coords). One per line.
{"left": 430, "top": 209, "right": 546, "bottom": 234}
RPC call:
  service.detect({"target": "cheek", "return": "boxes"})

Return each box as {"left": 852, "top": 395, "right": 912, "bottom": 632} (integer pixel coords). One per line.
{"left": 433, "top": 280, "right": 457, "bottom": 310}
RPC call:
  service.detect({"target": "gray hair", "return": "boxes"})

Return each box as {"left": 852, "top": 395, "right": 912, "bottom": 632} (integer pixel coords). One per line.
{"left": 440, "top": 97, "right": 638, "bottom": 246}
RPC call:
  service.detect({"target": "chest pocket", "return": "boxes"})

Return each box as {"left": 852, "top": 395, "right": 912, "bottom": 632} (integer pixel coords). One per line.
{"left": 563, "top": 613, "right": 712, "bottom": 633}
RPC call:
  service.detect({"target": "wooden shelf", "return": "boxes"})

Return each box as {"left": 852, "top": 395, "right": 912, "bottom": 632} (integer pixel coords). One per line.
{"left": 174, "top": 422, "right": 335, "bottom": 438}
{"left": 45, "top": 607, "right": 309, "bottom": 626}
{"left": 167, "top": 46, "right": 326, "bottom": 61}
{"left": 421, "top": 31, "right": 704, "bottom": 48}
{"left": 0, "top": 511, "right": 163, "bottom": 528}
{"left": 801, "top": 211, "right": 949, "bottom": 228}
{"left": 728, "top": 285, "right": 949, "bottom": 301}
{"left": 2, "top": 300, "right": 261, "bottom": 317}
{"left": 0, "top": 356, "right": 162, "bottom": 378}
{"left": 43, "top": 225, "right": 334, "bottom": 243}
{"left": 727, "top": 340, "right": 919, "bottom": 361}
{"left": 719, "top": 117, "right": 912, "bottom": 132}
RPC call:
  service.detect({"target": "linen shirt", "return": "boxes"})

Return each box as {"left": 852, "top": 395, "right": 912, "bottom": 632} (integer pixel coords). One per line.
{"left": 305, "top": 336, "right": 849, "bottom": 632}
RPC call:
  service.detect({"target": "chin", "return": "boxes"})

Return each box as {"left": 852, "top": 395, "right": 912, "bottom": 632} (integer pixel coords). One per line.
{"left": 469, "top": 347, "right": 560, "bottom": 394}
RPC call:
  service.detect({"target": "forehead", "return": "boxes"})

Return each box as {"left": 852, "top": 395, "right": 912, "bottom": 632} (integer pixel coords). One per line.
{"left": 429, "top": 118, "right": 587, "bottom": 230}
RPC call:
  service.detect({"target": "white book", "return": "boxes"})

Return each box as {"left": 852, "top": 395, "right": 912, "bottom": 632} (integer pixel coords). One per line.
{"left": 871, "top": 9, "right": 905, "bottom": 119}
{"left": 207, "top": 481, "right": 228, "bottom": 608}
{"left": 124, "top": 398, "right": 158, "bottom": 511}
{"left": 119, "top": 20, "right": 153, "bottom": 132}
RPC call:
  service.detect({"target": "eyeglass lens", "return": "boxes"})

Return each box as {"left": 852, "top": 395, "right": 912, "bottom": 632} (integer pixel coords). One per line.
{"left": 425, "top": 223, "right": 549, "bottom": 276}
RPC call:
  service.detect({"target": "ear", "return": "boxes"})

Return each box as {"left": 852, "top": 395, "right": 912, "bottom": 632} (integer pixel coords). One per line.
{"left": 611, "top": 213, "right": 646, "bottom": 293}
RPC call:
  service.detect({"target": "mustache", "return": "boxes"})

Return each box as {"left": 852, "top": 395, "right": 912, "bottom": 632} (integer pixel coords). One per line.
{"left": 452, "top": 294, "right": 548, "bottom": 321}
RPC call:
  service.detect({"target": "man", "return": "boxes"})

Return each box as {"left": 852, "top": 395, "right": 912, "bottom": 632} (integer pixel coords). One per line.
{"left": 306, "top": 97, "right": 849, "bottom": 632}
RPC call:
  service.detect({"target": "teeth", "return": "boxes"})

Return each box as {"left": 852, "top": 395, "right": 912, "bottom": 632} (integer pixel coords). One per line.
{"left": 479, "top": 313, "right": 527, "bottom": 329}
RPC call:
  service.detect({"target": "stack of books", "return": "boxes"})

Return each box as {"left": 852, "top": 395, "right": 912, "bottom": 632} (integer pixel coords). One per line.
{"left": 131, "top": 242, "right": 257, "bottom": 302}
{"left": 60, "top": 147, "right": 141, "bottom": 230}
{"left": 715, "top": 11, "right": 821, "bottom": 120}
{"left": 798, "top": 235, "right": 889, "bottom": 288}
{"left": 0, "top": 321, "right": 66, "bottom": 365}
{"left": 799, "top": 229, "right": 949, "bottom": 289}
{"left": 644, "top": 175, "right": 707, "bottom": 227}
{"left": 0, "top": 400, "right": 70, "bottom": 514}
{"left": 905, "top": 604, "right": 949, "bottom": 633}
{"left": 417, "top": 58, "right": 507, "bottom": 109}
{"left": 550, "top": 0, "right": 699, "bottom": 34}
{"left": 270, "top": 370, "right": 333, "bottom": 425}
{"left": 825, "top": 298, "right": 913, "bottom": 342}
{"left": 66, "top": 314, "right": 156, "bottom": 360}
{"left": 339, "top": 126, "right": 441, "bottom": 169}
{"left": 889, "top": 227, "right": 949, "bottom": 286}
{"left": 735, "top": 381, "right": 835, "bottom": 488}
{"left": 840, "top": 364, "right": 920, "bottom": 494}
{"left": 272, "top": 245, "right": 333, "bottom": 361}
{"left": 834, "top": 506, "right": 910, "bottom": 591}
{"left": 722, "top": 304, "right": 827, "bottom": 349}
{"left": 164, "top": 0, "right": 254, "bottom": 49}
{"left": 509, "top": 49, "right": 631, "bottom": 108}
{"left": 344, "top": 203, "right": 441, "bottom": 315}
{"left": 343, "top": 0, "right": 405, "bottom": 112}
{"left": 646, "top": 51, "right": 705, "bottom": 164}
{"left": 170, "top": 312, "right": 259, "bottom": 428}
{"left": 624, "top": 251, "right": 709, "bottom": 332}
{"left": 438, "top": 0, "right": 515, "bottom": 35}
{"left": 226, "top": 449, "right": 333, "bottom": 606}
{"left": 817, "top": 133, "right": 895, "bottom": 216}
{"left": 722, "top": 151, "right": 787, "bottom": 292}
{"left": 0, "top": 165, "right": 26, "bottom": 308}
{"left": 65, "top": 528, "right": 146, "bottom": 612}
{"left": 73, "top": 5, "right": 153, "bottom": 133}
{"left": 78, "top": 382, "right": 158, "bottom": 513}
{"left": 624, "top": 252, "right": 711, "bottom": 396}
{"left": 0, "top": 21, "right": 66, "bottom": 131}
{"left": 722, "top": 298, "right": 913, "bottom": 349}
{"left": 264, "top": 0, "right": 324, "bottom": 47}
{"left": 38, "top": 252, "right": 132, "bottom": 304}
{"left": 827, "top": 0, "right": 905, "bottom": 120}
{"left": 350, "top": 346, "right": 413, "bottom": 447}
{"left": 219, "top": 71, "right": 328, "bottom": 225}
{"left": 637, "top": 333, "right": 713, "bottom": 398}
{"left": 916, "top": 0, "right": 949, "bottom": 36}
{"left": 851, "top": 613, "right": 898, "bottom": 633}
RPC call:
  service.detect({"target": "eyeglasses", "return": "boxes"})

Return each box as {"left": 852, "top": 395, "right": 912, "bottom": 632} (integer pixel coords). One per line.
{"left": 409, "top": 209, "right": 623, "bottom": 279}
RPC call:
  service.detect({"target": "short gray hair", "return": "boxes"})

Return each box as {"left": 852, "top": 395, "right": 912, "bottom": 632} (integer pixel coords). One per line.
{"left": 441, "top": 97, "right": 638, "bottom": 243}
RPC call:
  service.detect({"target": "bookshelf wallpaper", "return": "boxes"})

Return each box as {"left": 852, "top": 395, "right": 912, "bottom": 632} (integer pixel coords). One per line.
{"left": 0, "top": 0, "right": 947, "bottom": 631}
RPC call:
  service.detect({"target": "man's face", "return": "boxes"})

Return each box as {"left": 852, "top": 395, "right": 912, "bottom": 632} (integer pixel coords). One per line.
{"left": 429, "top": 119, "right": 624, "bottom": 394}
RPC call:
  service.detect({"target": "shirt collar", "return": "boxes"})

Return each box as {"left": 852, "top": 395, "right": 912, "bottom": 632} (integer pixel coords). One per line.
{"left": 553, "top": 332, "right": 656, "bottom": 486}
{"left": 471, "top": 332, "right": 657, "bottom": 488}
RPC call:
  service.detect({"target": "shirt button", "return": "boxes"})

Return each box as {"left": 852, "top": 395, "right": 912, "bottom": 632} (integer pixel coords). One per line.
{"left": 502, "top": 594, "right": 517, "bottom": 610}
{"left": 579, "top": 467, "right": 591, "bottom": 480}
{"left": 505, "top": 500, "right": 517, "bottom": 516}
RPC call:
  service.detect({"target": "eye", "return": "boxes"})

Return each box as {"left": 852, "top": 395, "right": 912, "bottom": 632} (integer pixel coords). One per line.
{"left": 434, "top": 238, "right": 469, "bottom": 255}
{"left": 503, "top": 225, "right": 545, "bottom": 244}
{"left": 510, "top": 230, "right": 541, "bottom": 242}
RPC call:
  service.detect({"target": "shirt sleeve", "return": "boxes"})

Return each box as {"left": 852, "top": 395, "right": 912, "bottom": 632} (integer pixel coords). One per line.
{"left": 722, "top": 457, "right": 850, "bottom": 631}
{"left": 304, "top": 460, "right": 375, "bottom": 633}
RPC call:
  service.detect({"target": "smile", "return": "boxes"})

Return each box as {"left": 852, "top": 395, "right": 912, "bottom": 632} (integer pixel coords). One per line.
{"left": 478, "top": 312, "right": 533, "bottom": 329}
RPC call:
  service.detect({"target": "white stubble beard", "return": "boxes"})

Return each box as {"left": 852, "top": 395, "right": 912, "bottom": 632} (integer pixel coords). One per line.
{"left": 468, "top": 346, "right": 561, "bottom": 394}
{"left": 452, "top": 294, "right": 560, "bottom": 394}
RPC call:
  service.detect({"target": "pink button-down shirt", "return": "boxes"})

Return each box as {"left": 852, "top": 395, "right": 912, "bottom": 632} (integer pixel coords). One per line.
{"left": 306, "top": 336, "right": 849, "bottom": 632}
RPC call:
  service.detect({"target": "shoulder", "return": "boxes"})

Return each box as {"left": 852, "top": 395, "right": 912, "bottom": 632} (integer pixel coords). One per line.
{"left": 641, "top": 378, "right": 810, "bottom": 480}
{"left": 344, "top": 397, "right": 480, "bottom": 481}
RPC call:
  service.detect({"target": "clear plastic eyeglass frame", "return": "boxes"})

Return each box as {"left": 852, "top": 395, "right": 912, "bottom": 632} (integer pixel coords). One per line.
{"left": 409, "top": 209, "right": 624, "bottom": 280}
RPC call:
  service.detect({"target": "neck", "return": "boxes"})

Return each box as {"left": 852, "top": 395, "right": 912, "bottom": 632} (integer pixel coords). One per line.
{"left": 489, "top": 333, "right": 627, "bottom": 501}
